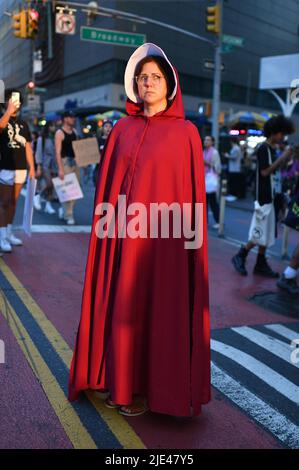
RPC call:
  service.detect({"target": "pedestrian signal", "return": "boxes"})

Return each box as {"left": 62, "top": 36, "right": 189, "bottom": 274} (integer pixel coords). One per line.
{"left": 26, "top": 81, "right": 36, "bottom": 93}
{"left": 28, "top": 9, "right": 39, "bottom": 38}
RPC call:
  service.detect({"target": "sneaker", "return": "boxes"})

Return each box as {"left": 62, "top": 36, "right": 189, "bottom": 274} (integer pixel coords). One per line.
{"left": 33, "top": 194, "right": 42, "bottom": 211}
{"left": 212, "top": 223, "right": 220, "bottom": 229}
{"left": 231, "top": 246, "right": 248, "bottom": 276}
{"left": 277, "top": 274, "right": 299, "bottom": 296}
{"left": 226, "top": 195, "right": 237, "bottom": 202}
{"left": 7, "top": 234, "right": 23, "bottom": 246}
{"left": 253, "top": 255, "right": 279, "bottom": 278}
{"left": 66, "top": 218, "right": 75, "bottom": 226}
{"left": 44, "top": 202, "right": 56, "bottom": 215}
{"left": 58, "top": 207, "right": 64, "bottom": 220}
{"left": 0, "top": 238, "right": 12, "bottom": 253}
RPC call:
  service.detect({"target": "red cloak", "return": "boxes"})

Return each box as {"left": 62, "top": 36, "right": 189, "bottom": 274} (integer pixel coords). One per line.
{"left": 68, "top": 72, "right": 211, "bottom": 417}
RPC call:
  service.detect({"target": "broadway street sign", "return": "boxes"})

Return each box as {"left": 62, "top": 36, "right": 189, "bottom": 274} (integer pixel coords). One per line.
{"left": 80, "top": 27, "right": 146, "bottom": 47}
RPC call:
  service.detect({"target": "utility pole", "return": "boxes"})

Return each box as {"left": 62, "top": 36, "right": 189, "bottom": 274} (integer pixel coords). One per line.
{"left": 211, "top": 0, "right": 223, "bottom": 149}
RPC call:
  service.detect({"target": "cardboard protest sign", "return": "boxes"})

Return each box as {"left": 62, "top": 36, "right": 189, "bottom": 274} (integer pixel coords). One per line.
{"left": 72, "top": 137, "right": 101, "bottom": 167}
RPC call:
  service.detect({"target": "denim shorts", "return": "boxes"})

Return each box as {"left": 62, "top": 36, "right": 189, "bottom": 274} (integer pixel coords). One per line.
{"left": 0, "top": 169, "right": 27, "bottom": 185}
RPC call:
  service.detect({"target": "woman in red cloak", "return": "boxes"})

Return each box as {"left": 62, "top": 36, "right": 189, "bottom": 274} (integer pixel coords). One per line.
{"left": 68, "top": 43, "right": 211, "bottom": 417}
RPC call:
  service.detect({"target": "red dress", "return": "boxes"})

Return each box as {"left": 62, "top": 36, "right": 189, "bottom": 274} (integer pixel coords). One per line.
{"left": 68, "top": 73, "right": 211, "bottom": 417}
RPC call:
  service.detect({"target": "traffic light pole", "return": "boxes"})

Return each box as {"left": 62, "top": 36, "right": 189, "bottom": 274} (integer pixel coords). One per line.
{"left": 211, "top": 0, "right": 223, "bottom": 149}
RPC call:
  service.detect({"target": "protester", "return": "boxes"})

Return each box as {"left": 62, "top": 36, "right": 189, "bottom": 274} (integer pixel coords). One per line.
{"left": 204, "top": 135, "right": 221, "bottom": 229}
{"left": 281, "top": 145, "right": 299, "bottom": 195}
{"left": 69, "top": 43, "right": 211, "bottom": 418}
{"left": 55, "top": 111, "right": 79, "bottom": 225}
{"left": 224, "top": 137, "right": 243, "bottom": 201}
{"left": 35, "top": 121, "right": 56, "bottom": 214}
{"left": 244, "top": 145, "right": 257, "bottom": 196}
{"left": 231, "top": 115, "right": 295, "bottom": 278}
{"left": 0, "top": 89, "right": 35, "bottom": 252}
{"left": 93, "top": 120, "right": 113, "bottom": 186}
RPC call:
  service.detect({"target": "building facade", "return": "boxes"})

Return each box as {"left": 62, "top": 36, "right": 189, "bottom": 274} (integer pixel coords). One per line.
{"left": 0, "top": 0, "right": 299, "bottom": 131}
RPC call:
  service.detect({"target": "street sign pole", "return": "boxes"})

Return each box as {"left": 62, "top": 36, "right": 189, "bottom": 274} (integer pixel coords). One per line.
{"left": 211, "top": 0, "right": 223, "bottom": 149}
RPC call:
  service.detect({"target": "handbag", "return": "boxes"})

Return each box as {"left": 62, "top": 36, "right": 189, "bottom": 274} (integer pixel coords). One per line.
{"left": 205, "top": 170, "right": 219, "bottom": 194}
{"left": 283, "top": 190, "right": 299, "bottom": 231}
{"left": 248, "top": 145, "right": 276, "bottom": 247}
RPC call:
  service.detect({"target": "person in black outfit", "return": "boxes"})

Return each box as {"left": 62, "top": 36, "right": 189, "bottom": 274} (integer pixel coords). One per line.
{"left": 55, "top": 111, "right": 79, "bottom": 225}
{"left": 231, "top": 115, "right": 295, "bottom": 278}
{"left": 93, "top": 120, "right": 113, "bottom": 186}
{"left": 0, "top": 89, "right": 35, "bottom": 253}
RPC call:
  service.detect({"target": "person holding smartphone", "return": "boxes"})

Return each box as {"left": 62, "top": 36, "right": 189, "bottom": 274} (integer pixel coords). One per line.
{"left": 0, "top": 89, "right": 35, "bottom": 252}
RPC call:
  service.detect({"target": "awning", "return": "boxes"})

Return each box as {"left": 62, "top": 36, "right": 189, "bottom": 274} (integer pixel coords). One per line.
{"left": 225, "top": 111, "right": 269, "bottom": 129}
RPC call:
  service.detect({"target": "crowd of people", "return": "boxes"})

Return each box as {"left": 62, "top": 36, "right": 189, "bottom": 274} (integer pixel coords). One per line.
{"left": 203, "top": 116, "right": 299, "bottom": 296}
{"left": 0, "top": 90, "right": 113, "bottom": 255}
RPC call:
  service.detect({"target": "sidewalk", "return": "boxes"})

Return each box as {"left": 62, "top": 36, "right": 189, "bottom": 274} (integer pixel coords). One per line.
{"left": 0, "top": 231, "right": 298, "bottom": 449}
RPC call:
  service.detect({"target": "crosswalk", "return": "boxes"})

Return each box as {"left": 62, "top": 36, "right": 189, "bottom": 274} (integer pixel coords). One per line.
{"left": 14, "top": 224, "right": 92, "bottom": 233}
{"left": 211, "top": 322, "right": 299, "bottom": 449}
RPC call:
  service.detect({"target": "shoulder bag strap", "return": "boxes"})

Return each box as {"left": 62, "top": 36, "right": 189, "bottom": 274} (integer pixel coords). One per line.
{"left": 266, "top": 145, "right": 274, "bottom": 199}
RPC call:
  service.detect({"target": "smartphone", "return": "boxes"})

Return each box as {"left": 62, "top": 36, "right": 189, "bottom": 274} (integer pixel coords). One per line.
{"left": 11, "top": 92, "right": 20, "bottom": 108}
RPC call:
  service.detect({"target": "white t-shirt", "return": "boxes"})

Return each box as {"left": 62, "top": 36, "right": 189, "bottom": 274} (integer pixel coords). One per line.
{"left": 228, "top": 145, "right": 242, "bottom": 173}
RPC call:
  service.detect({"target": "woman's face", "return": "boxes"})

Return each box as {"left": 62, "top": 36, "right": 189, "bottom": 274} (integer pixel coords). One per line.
{"left": 136, "top": 61, "right": 168, "bottom": 106}
{"left": 204, "top": 136, "right": 213, "bottom": 148}
{"left": 103, "top": 123, "right": 113, "bottom": 136}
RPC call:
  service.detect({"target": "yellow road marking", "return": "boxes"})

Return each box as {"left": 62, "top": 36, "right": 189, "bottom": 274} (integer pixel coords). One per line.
{"left": 0, "top": 259, "right": 146, "bottom": 449}
{"left": 0, "top": 292, "right": 97, "bottom": 449}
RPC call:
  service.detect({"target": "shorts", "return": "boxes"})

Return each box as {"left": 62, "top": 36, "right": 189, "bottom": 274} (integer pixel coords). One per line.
{"left": 0, "top": 169, "right": 27, "bottom": 186}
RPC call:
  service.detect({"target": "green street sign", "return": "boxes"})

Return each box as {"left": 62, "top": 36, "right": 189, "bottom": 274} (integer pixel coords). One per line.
{"left": 222, "top": 34, "right": 244, "bottom": 47}
{"left": 35, "top": 87, "right": 47, "bottom": 93}
{"left": 80, "top": 27, "right": 146, "bottom": 47}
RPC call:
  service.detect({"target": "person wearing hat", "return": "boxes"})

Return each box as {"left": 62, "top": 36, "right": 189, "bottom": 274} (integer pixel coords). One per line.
{"left": 55, "top": 110, "right": 79, "bottom": 225}
{"left": 69, "top": 43, "right": 210, "bottom": 417}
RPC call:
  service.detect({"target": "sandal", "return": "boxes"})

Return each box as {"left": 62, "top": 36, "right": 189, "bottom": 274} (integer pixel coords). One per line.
{"left": 104, "top": 396, "right": 119, "bottom": 409}
{"left": 119, "top": 402, "right": 148, "bottom": 417}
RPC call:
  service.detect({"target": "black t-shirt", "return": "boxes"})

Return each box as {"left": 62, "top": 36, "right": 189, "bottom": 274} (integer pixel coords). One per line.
{"left": 97, "top": 136, "right": 108, "bottom": 153}
{"left": 0, "top": 117, "right": 31, "bottom": 170}
{"left": 256, "top": 143, "right": 277, "bottom": 205}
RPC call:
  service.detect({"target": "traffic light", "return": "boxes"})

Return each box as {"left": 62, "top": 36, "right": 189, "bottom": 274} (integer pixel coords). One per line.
{"left": 26, "top": 81, "right": 36, "bottom": 93}
{"left": 206, "top": 4, "right": 221, "bottom": 34}
{"left": 12, "top": 10, "right": 27, "bottom": 38}
{"left": 27, "top": 9, "right": 39, "bottom": 38}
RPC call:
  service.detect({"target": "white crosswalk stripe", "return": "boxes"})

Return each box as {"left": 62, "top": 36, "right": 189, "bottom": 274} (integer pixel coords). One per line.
{"left": 265, "top": 324, "right": 299, "bottom": 342}
{"left": 232, "top": 326, "right": 294, "bottom": 364}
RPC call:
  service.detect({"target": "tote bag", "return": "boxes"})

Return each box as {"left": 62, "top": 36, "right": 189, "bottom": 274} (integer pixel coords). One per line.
{"left": 205, "top": 171, "right": 219, "bottom": 194}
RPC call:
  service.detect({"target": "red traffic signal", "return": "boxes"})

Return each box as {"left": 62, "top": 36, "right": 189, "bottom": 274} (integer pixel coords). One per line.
{"left": 27, "top": 81, "right": 35, "bottom": 91}
{"left": 28, "top": 9, "right": 39, "bottom": 38}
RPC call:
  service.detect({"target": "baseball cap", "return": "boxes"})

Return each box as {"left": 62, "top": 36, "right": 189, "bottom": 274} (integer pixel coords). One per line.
{"left": 61, "top": 110, "right": 76, "bottom": 119}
